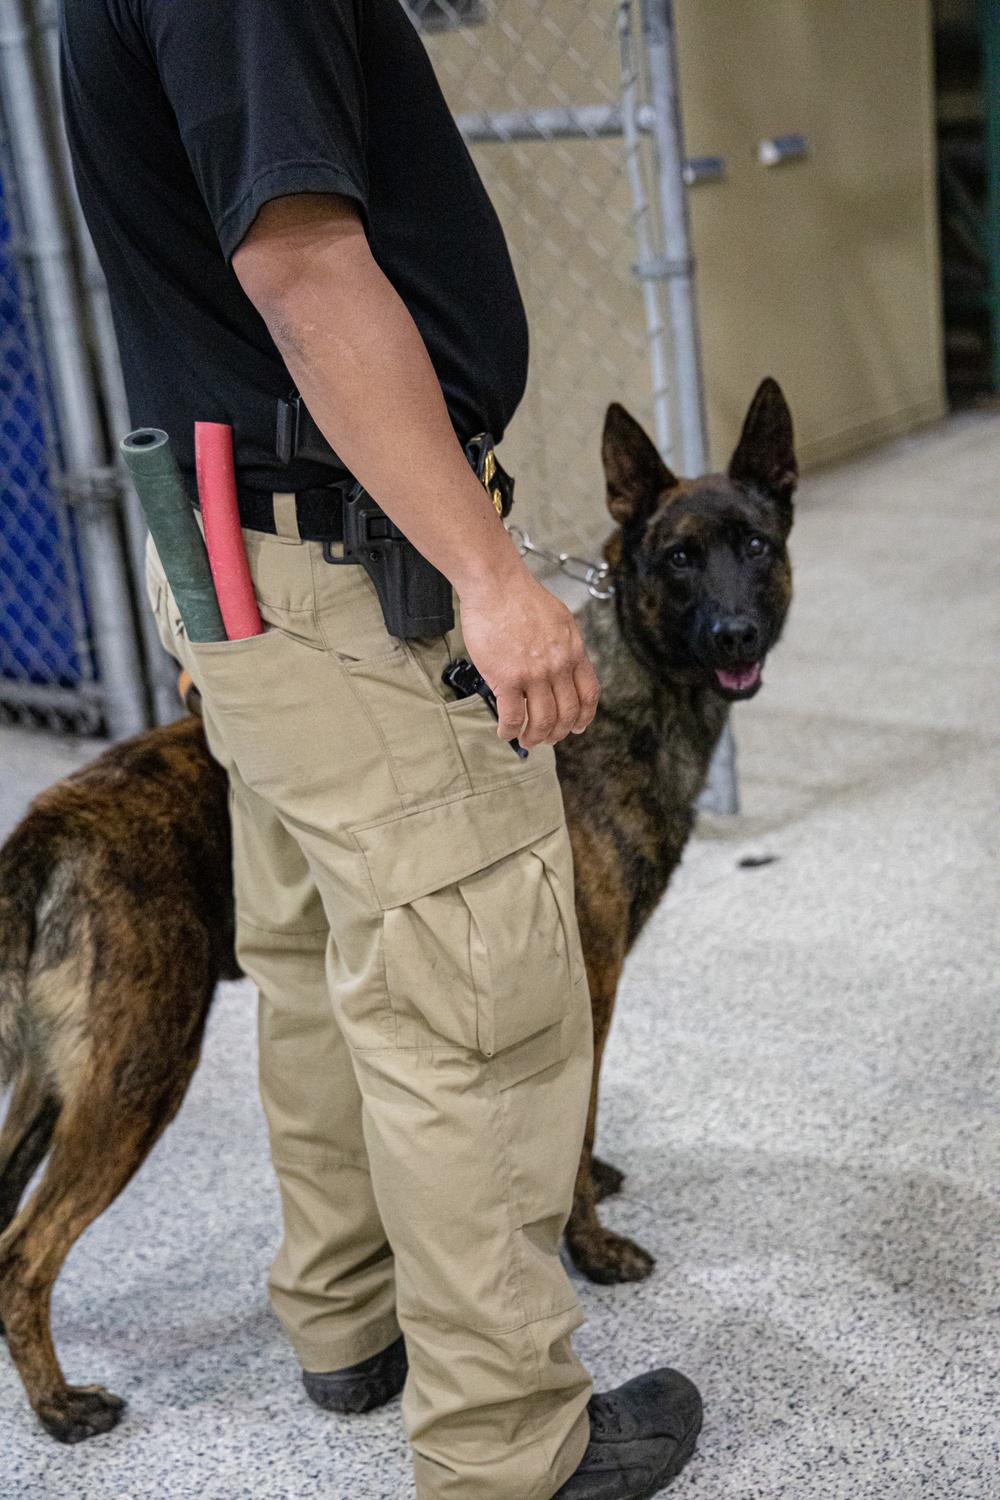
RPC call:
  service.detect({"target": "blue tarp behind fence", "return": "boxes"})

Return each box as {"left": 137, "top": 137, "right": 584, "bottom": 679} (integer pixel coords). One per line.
{"left": 0, "top": 159, "right": 90, "bottom": 697}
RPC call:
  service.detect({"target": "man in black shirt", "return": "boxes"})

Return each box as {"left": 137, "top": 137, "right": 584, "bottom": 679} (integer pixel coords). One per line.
{"left": 62, "top": 3, "right": 701, "bottom": 1496}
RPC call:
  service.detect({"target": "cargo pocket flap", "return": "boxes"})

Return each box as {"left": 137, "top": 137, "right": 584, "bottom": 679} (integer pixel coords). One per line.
{"left": 349, "top": 770, "right": 565, "bottom": 910}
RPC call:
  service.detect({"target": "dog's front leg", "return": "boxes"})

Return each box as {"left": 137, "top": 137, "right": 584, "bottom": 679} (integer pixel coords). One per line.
{"left": 564, "top": 963, "right": 656, "bottom": 1286}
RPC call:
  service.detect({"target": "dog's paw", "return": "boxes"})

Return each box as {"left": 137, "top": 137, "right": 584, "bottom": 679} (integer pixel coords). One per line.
{"left": 566, "top": 1224, "right": 656, "bottom": 1285}
{"left": 38, "top": 1385, "right": 126, "bottom": 1443}
{"left": 590, "top": 1156, "right": 626, "bottom": 1202}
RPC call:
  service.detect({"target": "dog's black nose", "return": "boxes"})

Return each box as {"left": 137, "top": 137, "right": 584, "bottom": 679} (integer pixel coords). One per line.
{"left": 712, "top": 615, "right": 760, "bottom": 660}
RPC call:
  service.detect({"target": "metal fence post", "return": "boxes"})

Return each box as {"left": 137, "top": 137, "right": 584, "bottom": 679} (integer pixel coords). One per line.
{"left": 639, "top": 0, "right": 738, "bottom": 816}
{"left": 638, "top": 0, "right": 707, "bottom": 476}
{"left": 35, "top": 0, "right": 181, "bottom": 725}
{"left": 618, "top": 2, "right": 672, "bottom": 459}
{"left": 0, "top": 0, "right": 147, "bottom": 739}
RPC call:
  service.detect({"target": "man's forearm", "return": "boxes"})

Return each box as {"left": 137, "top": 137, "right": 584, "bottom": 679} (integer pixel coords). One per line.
{"left": 234, "top": 195, "right": 521, "bottom": 599}
{"left": 233, "top": 193, "right": 599, "bottom": 748}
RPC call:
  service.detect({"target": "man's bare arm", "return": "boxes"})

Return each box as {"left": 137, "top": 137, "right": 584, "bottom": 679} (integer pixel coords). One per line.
{"left": 232, "top": 193, "right": 598, "bottom": 749}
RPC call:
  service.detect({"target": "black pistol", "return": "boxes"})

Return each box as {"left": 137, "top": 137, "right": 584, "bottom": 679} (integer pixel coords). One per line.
{"left": 442, "top": 657, "right": 528, "bottom": 759}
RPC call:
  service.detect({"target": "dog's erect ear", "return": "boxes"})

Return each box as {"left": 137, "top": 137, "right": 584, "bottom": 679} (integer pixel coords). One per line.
{"left": 728, "top": 378, "right": 797, "bottom": 519}
{"left": 602, "top": 403, "right": 677, "bottom": 526}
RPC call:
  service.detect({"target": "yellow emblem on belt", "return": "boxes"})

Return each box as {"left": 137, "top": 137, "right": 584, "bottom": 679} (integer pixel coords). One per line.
{"left": 481, "top": 448, "right": 503, "bottom": 514}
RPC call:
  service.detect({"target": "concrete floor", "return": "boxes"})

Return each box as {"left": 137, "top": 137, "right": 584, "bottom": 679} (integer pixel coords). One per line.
{"left": 1, "top": 414, "right": 998, "bottom": 1497}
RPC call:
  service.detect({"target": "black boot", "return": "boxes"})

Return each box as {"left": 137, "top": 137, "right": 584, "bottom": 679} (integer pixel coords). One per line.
{"left": 302, "top": 1335, "right": 408, "bottom": 1415}
{"left": 553, "top": 1368, "right": 702, "bottom": 1499}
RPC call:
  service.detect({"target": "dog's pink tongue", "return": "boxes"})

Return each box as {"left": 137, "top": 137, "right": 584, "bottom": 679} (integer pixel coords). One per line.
{"left": 716, "top": 662, "right": 762, "bottom": 692}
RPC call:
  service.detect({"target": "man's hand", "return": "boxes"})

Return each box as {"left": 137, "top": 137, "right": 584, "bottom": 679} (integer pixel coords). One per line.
{"left": 234, "top": 192, "right": 599, "bottom": 745}
{"left": 460, "top": 570, "right": 599, "bottom": 749}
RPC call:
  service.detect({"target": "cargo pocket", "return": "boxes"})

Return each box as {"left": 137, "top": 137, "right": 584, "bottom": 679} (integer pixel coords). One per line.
{"left": 466, "top": 828, "right": 576, "bottom": 1055}
{"left": 339, "top": 647, "right": 469, "bottom": 807}
{"left": 382, "top": 831, "right": 575, "bottom": 1056}
{"left": 352, "top": 772, "right": 583, "bottom": 1062}
{"left": 444, "top": 691, "right": 558, "bottom": 794}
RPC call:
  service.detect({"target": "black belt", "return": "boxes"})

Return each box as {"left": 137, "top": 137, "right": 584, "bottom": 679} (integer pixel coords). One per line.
{"left": 233, "top": 434, "right": 514, "bottom": 544}
{"left": 236, "top": 484, "right": 345, "bottom": 542}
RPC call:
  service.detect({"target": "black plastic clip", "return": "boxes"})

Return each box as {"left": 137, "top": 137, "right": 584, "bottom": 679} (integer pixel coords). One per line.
{"left": 442, "top": 657, "right": 528, "bottom": 759}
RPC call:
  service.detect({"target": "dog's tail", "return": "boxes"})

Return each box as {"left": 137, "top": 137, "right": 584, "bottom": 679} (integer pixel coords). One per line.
{"left": 0, "top": 811, "right": 57, "bottom": 1085}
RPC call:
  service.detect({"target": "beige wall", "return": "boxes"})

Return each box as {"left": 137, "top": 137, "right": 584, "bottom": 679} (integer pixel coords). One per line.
{"left": 427, "top": 1, "right": 944, "bottom": 554}
{"left": 677, "top": 0, "right": 944, "bottom": 473}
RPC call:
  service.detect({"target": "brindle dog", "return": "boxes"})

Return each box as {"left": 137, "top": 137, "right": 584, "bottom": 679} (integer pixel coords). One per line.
{"left": 0, "top": 711, "right": 237, "bottom": 1441}
{"left": 0, "top": 378, "right": 794, "bottom": 1440}
{"left": 558, "top": 376, "right": 796, "bottom": 1284}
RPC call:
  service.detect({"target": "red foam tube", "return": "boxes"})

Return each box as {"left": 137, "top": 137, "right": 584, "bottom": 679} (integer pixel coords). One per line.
{"left": 194, "top": 422, "right": 263, "bottom": 641}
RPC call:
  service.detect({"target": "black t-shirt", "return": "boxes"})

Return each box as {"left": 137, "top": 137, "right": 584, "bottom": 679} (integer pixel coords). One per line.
{"left": 61, "top": 0, "right": 529, "bottom": 493}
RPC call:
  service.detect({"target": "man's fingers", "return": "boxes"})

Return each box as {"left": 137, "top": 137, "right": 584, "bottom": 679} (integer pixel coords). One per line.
{"left": 548, "top": 670, "right": 583, "bottom": 744}
{"left": 459, "top": 575, "right": 600, "bottom": 749}
{"left": 520, "top": 682, "right": 558, "bottom": 749}
{"left": 571, "top": 656, "right": 600, "bottom": 733}
{"left": 493, "top": 653, "right": 598, "bottom": 750}
{"left": 494, "top": 683, "right": 526, "bottom": 744}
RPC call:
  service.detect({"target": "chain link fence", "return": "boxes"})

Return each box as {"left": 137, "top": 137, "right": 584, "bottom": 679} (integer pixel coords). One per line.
{"left": 1, "top": 0, "right": 156, "bottom": 739}
{"left": 416, "top": 0, "right": 696, "bottom": 559}
{"left": 0, "top": 126, "right": 101, "bottom": 733}
{"left": 414, "top": 0, "right": 738, "bottom": 811}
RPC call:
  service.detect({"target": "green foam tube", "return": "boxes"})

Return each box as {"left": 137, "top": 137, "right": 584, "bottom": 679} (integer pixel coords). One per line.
{"left": 120, "top": 427, "right": 227, "bottom": 643}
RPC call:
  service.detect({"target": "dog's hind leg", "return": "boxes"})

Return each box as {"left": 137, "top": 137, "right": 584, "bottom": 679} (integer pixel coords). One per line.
{"left": 0, "top": 1070, "right": 61, "bottom": 1237}
{"left": 0, "top": 1040, "right": 203, "bottom": 1442}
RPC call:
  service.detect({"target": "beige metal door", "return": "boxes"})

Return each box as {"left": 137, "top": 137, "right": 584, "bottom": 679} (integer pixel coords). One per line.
{"left": 678, "top": 0, "right": 944, "bottom": 470}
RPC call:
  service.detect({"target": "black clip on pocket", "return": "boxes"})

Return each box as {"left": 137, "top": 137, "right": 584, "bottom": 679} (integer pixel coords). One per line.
{"left": 442, "top": 657, "right": 528, "bottom": 760}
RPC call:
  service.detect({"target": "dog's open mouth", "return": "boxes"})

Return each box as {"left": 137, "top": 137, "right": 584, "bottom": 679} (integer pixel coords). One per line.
{"left": 715, "top": 662, "right": 763, "bottom": 694}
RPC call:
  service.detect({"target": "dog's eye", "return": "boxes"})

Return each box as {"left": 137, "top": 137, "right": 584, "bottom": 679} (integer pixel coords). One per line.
{"left": 747, "top": 535, "right": 770, "bottom": 558}
{"left": 666, "top": 546, "right": 691, "bottom": 570}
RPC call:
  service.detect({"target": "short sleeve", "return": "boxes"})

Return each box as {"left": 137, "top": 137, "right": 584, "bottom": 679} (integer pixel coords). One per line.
{"left": 138, "top": 0, "right": 369, "bottom": 260}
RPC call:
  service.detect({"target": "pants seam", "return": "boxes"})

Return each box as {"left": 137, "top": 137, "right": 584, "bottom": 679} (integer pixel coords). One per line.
{"left": 238, "top": 916, "right": 329, "bottom": 937}
{"left": 270, "top": 1151, "right": 372, "bottom": 1173}
{"left": 490, "top": 1076, "right": 530, "bottom": 1323}
{"left": 400, "top": 1300, "right": 582, "bottom": 1338}
{"left": 496, "top": 1083, "right": 552, "bottom": 1445}
{"left": 332, "top": 654, "right": 409, "bottom": 812}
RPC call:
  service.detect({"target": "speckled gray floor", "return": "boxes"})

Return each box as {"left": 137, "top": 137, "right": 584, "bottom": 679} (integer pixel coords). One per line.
{"left": 2, "top": 414, "right": 998, "bottom": 1497}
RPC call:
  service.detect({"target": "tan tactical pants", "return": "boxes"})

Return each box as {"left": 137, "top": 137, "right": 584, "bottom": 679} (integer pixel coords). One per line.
{"left": 147, "top": 523, "right": 593, "bottom": 1500}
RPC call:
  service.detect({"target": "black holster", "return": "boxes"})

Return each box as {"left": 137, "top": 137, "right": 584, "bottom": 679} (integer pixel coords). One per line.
{"left": 277, "top": 392, "right": 514, "bottom": 641}
{"left": 324, "top": 483, "right": 455, "bottom": 639}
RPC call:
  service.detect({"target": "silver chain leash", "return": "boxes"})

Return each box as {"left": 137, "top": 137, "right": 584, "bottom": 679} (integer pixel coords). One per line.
{"left": 508, "top": 525, "right": 615, "bottom": 600}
